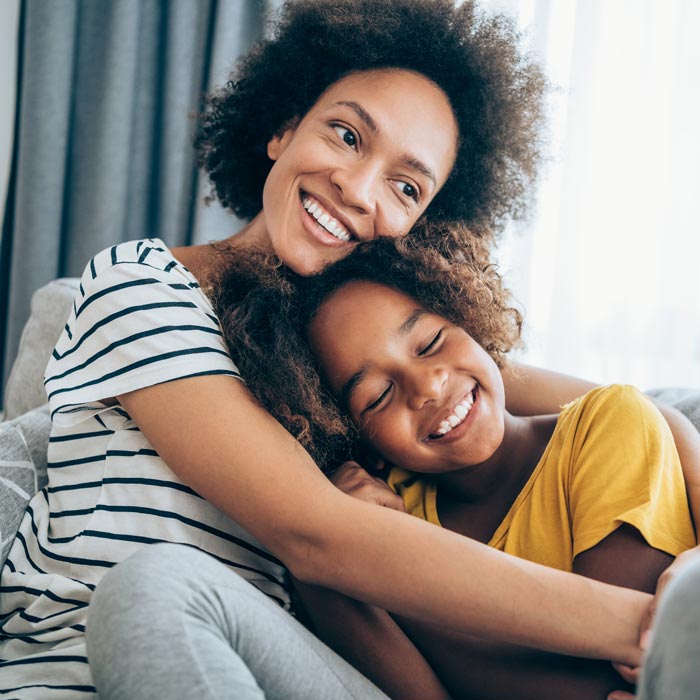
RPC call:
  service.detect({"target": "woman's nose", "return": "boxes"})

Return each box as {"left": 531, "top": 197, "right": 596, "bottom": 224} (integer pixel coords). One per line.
{"left": 330, "top": 163, "right": 378, "bottom": 222}
{"left": 406, "top": 366, "right": 448, "bottom": 410}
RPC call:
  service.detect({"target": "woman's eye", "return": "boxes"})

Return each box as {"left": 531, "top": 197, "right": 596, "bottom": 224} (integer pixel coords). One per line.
{"left": 419, "top": 330, "right": 442, "bottom": 356}
{"left": 396, "top": 180, "right": 419, "bottom": 202}
{"left": 363, "top": 384, "right": 392, "bottom": 413}
{"left": 333, "top": 125, "right": 357, "bottom": 149}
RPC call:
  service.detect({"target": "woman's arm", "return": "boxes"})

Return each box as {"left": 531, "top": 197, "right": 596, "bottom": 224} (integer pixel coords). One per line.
{"left": 503, "top": 363, "right": 700, "bottom": 531}
{"left": 117, "top": 374, "right": 648, "bottom": 664}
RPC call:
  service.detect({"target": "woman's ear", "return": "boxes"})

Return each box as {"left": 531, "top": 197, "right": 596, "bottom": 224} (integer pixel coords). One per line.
{"left": 267, "top": 118, "right": 300, "bottom": 161}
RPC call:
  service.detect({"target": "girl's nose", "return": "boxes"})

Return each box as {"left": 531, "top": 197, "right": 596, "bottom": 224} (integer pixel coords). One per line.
{"left": 406, "top": 366, "right": 448, "bottom": 410}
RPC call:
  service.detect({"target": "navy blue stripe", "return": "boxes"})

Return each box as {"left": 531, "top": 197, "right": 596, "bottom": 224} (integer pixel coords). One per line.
{"left": 1, "top": 604, "right": 86, "bottom": 626}
{"left": 79, "top": 282, "right": 84, "bottom": 297}
{"left": 110, "top": 245, "right": 117, "bottom": 265}
{"left": 94, "top": 413, "right": 107, "bottom": 429}
{"left": 0, "top": 684, "right": 94, "bottom": 694}
{"left": 0, "top": 622, "right": 85, "bottom": 640}
{"left": 89, "top": 504, "right": 283, "bottom": 565}
{"left": 80, "top": 531, "right": 285, "bottom": 588}
{"left": 136, "top": 240, "right": 144, "bottom": 253}
{"left": 46, "top": 324, "right": 222, "bottom": 385}
{"left": 12, "top": 532, "right": 48, "bottom": 575}
{"left": 164, "top": 260, "right": 177, "bottom": 272}
{"left": 0, "top": 654, "right": 88, "bottom": 668}
{"left": 24, "top": 508, "right": 115, "bottom": 569}
{"left": 64, "top": 323, "right": 72, "bottom": 340}
{"left": 106, "top": 448, "right": 158, "bottom": 458}
{"left": 48, "top": 507, "right": 95, "bottom": 519}
{"left": 47, "top": 346, "right": 232, "bottom": 401}
{"left": 47, "top": 454, "right": 106, "bottom": 469}
{"left": 49, "top": 429, "right": 113, "bottom": 442}
{"left": 75, "top": 277, "right": 161, "bottom": 319}
{"left": 46, "top": 477, "right": 201, "bottom": 497}
{"left": 0, "top": 586, "right": 86, "bottom": 608}
{"left": 137, "top": 246, "right": 151, "bottom": 263}
{"left": 49, "top": 300, "right": 198, "bottom": 362}
{"left": 90, "top": 257, "right": 96, "bottom": 279}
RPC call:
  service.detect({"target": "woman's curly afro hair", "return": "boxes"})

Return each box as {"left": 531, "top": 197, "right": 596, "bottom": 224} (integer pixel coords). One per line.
{"left": 212, "top": 222, "right": 522, "bottom": 471}
{"left": 196, "top": 0, "right": 547, "bottom": 235}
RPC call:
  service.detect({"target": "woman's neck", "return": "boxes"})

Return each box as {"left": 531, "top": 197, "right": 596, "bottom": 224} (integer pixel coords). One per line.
{"left": 435, "top": 412, "right": 558, "bottom": 542}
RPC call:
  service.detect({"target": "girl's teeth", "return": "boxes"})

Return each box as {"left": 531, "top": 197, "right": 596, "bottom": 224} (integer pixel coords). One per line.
{"left": 432, "top": 391, "right": 476, "bottom": 438}
{"left": 319, "top": 213, "right": 330, "bottom": 226}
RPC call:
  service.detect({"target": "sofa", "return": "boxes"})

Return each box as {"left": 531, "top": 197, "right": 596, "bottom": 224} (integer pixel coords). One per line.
{"left": 2, "top": 278, "right": 700, "bottom": 571}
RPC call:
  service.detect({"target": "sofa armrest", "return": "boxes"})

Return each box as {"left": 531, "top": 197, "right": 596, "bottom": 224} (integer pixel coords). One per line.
{"left": 3, "top": 278, "right": 80, "bottom": 420}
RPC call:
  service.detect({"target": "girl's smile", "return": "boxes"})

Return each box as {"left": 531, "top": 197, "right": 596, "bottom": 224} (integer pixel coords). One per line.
{"left": 236, "top": 68, "right": 459, "bottom": 275}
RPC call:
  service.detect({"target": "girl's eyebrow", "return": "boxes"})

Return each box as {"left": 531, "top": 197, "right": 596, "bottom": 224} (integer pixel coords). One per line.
{"left": 339, "top": 308, "right": 427, "bottom": 408}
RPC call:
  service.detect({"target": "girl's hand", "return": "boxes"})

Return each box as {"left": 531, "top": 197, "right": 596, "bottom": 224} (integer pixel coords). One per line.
{"left": 608, "top": 545, "right": 700, "bottom": 700}
{"left": 331, "top": 461, "right": 406, "bottom": 512}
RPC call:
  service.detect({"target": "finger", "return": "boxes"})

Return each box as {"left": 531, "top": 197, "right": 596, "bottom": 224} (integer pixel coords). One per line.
{"left": 607, "top": 692, "right": 635, "bottom": 700}
{"left": 374, "top": 490, "right": 407, "bottom": 512}
{"left": 612, "top": 662, "right": 639, "bottom": 684}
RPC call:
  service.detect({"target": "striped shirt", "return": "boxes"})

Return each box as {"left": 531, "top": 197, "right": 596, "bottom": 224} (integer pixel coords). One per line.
{"left": 0, "top": 239, "right": 291, "bottom": 698}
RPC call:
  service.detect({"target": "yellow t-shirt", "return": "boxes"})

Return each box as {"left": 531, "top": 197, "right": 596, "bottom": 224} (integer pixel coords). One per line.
{"left": 387, "top": 385, "right": 695, "bottom": 571}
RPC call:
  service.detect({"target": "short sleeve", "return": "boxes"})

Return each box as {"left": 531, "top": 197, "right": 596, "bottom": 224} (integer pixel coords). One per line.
{"left": 568, "top": 385, "right": 695, "bottom": 558}
{"left": 45, "top": 244, "right": 240, "bottom": 427}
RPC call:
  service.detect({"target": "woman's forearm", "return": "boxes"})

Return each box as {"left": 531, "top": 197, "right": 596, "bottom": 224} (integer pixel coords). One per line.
{"left": 502, "top": 362, "right": 597, "bottom": 416}
{"left": 120, "top": 374, "right": 647, "bottom": 667}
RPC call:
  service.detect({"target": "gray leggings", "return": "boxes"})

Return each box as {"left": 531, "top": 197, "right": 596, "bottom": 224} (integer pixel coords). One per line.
{"left": 87, "top": 543, "right": 700, "bottom": 700}
{"left": 636, "top": 554, "right": 700, "bottom": 700}
{"left": 86, "top": 543, "right": 388, "bottom": 700}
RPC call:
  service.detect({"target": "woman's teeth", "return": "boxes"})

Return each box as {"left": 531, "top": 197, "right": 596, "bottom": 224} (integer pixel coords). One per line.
{"left": 302, "top": 196, "right": 351, "bottom": 242}
{"left": 434, "top": 392, "right": 475, "bottom": 436}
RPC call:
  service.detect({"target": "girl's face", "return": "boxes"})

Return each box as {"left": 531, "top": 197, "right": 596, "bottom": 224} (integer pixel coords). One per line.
{"left": 259, "top": 69, "right": 459, "bottom": 275}
{"left": 307, "top": 281, "right": 506, "bottom": 473}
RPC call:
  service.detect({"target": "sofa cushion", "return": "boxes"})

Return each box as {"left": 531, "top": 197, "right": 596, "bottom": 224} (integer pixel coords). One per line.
{"left": 648, "top": 387, "right": 700, "bottom": 433}
{"left": 0, "top": 404, "right": 51, "bottom": 569}
{"left": 3, "top": 278, "right": 80, "bottom": 420}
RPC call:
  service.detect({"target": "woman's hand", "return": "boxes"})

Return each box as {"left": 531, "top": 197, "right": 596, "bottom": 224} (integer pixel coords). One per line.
{"left": 608, "top": 545, "right": 700, "bottom": 700}
{"left": 330, "top": 461, "right": 406, "bottom": 512}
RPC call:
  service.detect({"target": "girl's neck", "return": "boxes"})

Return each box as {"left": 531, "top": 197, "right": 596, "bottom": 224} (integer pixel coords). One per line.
{"left": 435, "top": 412, "right": 558, "bottom": 542}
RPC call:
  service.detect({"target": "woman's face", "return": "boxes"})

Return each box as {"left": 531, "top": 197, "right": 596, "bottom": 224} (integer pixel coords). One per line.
{"left": 260, "top": 69, "right": 459, "bottom": 275}
{"left": 307, "top": 281, "right": 506, "bottom": 472}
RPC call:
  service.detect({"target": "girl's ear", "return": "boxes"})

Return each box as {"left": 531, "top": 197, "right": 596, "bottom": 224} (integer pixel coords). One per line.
{"left": 267, "top": 118, "right": 300, "bottom": 161}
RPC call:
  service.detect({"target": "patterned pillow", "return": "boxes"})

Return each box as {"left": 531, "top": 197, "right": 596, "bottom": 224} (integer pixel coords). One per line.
{"left": 0, "top": 404, "right": 51, "bottom": 569}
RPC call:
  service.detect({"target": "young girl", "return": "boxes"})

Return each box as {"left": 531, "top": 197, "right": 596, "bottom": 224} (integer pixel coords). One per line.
{"left": 214, "top": 230, "right": 696, "bottom": 700}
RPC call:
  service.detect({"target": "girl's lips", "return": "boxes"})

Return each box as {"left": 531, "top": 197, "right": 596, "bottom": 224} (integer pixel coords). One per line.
{"left": 427, "top": 386, "right": 480, "bottom": 445}
{"left": 298, "top": 192, "right": 354, "bottom": 248}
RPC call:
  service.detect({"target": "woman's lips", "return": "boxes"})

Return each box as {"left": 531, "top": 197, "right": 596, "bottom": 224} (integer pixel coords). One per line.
{"left": 298, "top": 192, "right": 354, "bottom": 248}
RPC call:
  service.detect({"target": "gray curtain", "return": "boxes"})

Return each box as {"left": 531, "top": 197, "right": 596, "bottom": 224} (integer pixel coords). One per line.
{"left": 0, "top": 0, "right": 270, "bottom": 404}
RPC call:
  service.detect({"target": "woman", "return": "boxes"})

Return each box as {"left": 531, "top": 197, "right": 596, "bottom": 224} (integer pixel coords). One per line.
{"left": 0, "top": 1, "right": 696, "bottom": 698}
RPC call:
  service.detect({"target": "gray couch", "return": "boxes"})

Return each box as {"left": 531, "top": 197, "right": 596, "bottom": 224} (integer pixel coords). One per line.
{"left": 1, "top": 278, "right": 700, "bottom": 571}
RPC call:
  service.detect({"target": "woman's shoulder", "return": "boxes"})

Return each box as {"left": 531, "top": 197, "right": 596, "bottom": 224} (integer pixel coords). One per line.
{"left": 82, "top": 238, "right": 198, "bottom": 287}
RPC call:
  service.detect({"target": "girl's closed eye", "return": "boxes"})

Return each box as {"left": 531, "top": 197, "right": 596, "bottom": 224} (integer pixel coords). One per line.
{"left": 363, "top": 383, "right": 393, "bottom": 414}
{"left": 419, "top": 329, "right": 443, "bottom": 356}
{"left": 332, "top": 124, "right": 358, "bottom": 149}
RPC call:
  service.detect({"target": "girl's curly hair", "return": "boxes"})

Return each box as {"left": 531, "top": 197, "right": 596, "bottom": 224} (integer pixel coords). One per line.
{"left": 212, "top": 222, "right": 522, "bottom": 472}
{"left": 196, "top": 0, "right": 546, "bottom": 235}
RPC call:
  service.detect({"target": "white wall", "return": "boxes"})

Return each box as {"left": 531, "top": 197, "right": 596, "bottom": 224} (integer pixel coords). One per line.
{"left": 1, "top": 0, "right": 20, "bottom": 229}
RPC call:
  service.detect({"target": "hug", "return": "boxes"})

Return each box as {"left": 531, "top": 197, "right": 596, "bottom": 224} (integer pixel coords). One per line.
{"left": 0, "top": 1, "right": 698, "bottom": 699}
